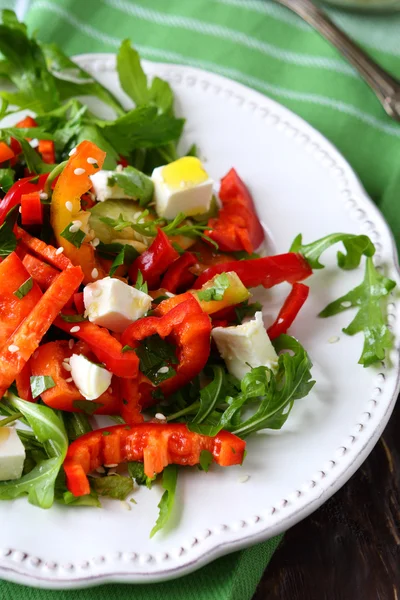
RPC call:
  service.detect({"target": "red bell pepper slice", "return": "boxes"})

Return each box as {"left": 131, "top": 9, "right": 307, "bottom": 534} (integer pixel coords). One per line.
{"left": 0, "top": 142, "right": 15, "bottom": 163}
{"left": 161, "top": 251, "right": 196, "bottom": 293}
{"left": 54, "top": 313, "right": 139, "bottom": 379}
{"left": 22, "top": 254, "right": 59, "bottom": 291}
{"left": 15, "top": 361, "right": 34, "bottom": 403}
{"left": 121, "top": 295, "right": 211, "bottom": 406}
{"left": 267, "top": 283, "right": 309, "bottom": 340}
{"left": 120, "top": 377, "right": 145, "bottom": 424}
{"left": 73, "top": 292, "right": 85, "bottom": 314}
{"left": 205, "top": 168, "right": 265, "bottom": 253}
{"left": 64, "top": 423, "right": 246, "bottom": 496}
{"left": 0, "top": 173, "right": 49, "bottom": 226}
{"left": 0, "top": 252, "right": 43, "bottom": 352}
{"left": 38, "top": 140, "right": 55, "bottom": 165}
{"left": 0, "top": 264, "right": 84, "bottom": 397}
{"left": 194, "top": 253, "right": 312, "bottom": 290}
{"left": 30, "top": 340, "right": 121, "bottom": 414}
{"left": 16, "top": 226, "right": 71, "bottom": 271}
{"left": 20, "top": 191, "right": 43, "bottom": 226}
{"left": 16, "top": 116, "right": 38, "bottom": 130}
{"left": 129, "top": 228, "right": 179, "bottom": 290}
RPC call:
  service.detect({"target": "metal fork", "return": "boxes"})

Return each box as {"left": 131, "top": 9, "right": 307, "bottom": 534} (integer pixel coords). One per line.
{"left": 273, "top": 0, "right": 400, "bottom": 122}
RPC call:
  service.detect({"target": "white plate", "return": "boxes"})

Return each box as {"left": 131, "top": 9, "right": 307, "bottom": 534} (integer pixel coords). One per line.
{"left": 1, "top": 55, "right": 399, "bottom": 589}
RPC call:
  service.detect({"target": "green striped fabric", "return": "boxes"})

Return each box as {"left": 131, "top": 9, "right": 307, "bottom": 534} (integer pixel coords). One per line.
{"left": 0, "top": 0, "right": 399, "bottom": 598}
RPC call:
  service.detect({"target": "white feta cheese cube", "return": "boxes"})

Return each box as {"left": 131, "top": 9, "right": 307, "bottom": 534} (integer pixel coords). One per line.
{"left": 211, "top": 312, "right": 278, "bottom": 380}
{"left": 70, "top": 354, "right": 112, "bottom": 400}
{"left": 152, "top": 157, "right": 213, "bottom": 220}
{"left": 0, "top": 427, "right": 26, "bottom": 481}
{"left": 90, "top": 170, "right": 136, "bottom": 202}
{"left": 83, "top": 276, "right": 152, "bottom": 332}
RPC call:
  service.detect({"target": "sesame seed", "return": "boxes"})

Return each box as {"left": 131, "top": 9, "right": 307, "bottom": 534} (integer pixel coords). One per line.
{"left": 108, "top": 387, "right": 113, "bottom": 394}
{"left": 165, "top": 292, "right": 175, "bottom": 298}
{"left": 8, "top": 344, "right": 19, "bottom": 353}
{"left": 62, "top": 362, "right": 72, "bottom": 372}
{"left": 39, "top": 192, "right": 48, "bottom": 200}
{"left": 91, "top": 237, "right": 100, "bottom": 248}
{"left": 121, "top": 501, "right": 131, "bottom": 511}
{"left": 68, "top": 147, "right": 77, "bottom": 156}
{"left": 91, "top": 268, "right": 99, "bottom": 279}
{"left": 69, "top": 224, "right": 79, "bottom": 233}
{"left": 68, "top": 339, "right": 74, "bottom": 350}
{"left": 74, "top": 168, "right": 86, "bottom": 176}
{"left": 116, "top": 164, "right": 123, "bottom": 173}
{"left": 70, "top": 326, "right": 80, "bottom": 333}
{"left": 29, "top": 138, "right": 39, "bottom": 149}
{"left": 96, "top": 466, "right": 106, "bottom": 474}
{"left": 328, "top": 336, "right": 340, "bottom": 344}
{"left": 55, "top": 246, "right": 64, "bottom": 255}
{"left": 155, "top": 412, "right": 166, "bottom": 421}
{"left": 238, "top": 475, "right": 250, "bottom": 484}
{"left": 87, "top": 157, "right": 97, "bottom": 164}
{"left": 63, "top": 357, "right": 70, "bottom": 364}
{"left": 341, "top": 301, "right": 352, "bottom": 308}
{"left": 157, "top": 366, "right": 169, "bottom": 374}
{"left": 18, "top": 206, "right": 22, "bottom": 213}
{"left": 65, "top": 201, "right": 73, "bottom": 212}
{"left": 104, "top": 463, "right": 118, "bottom": 468}
{"left": 65, "top": 377, "right": 73, "bottom": 383}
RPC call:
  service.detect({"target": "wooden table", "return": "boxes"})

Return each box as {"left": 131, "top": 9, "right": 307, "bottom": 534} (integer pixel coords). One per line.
{"left": 253, "top": 401, "right": 400, "bottom": 599}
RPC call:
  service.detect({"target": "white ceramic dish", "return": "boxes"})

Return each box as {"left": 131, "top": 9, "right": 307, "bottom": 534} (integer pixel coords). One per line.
{"left": 0, "top": 54, "right": 399, "bottom": 589}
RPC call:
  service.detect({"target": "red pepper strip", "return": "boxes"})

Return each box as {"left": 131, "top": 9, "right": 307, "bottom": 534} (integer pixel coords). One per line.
{"left": 0, "top": 265, "right": 84, "bottom": 397}
{"left": 22, "top": 254, "right": 58, "bottom": 291}
{"left": 53, "top": 313, "right": 139, "bottom": 379}
{"left": 30, "top": 340, "right": 121, "bottom": 414}
{"left": 0, "top": 142, "right": 15, "bottom": 163}
{"left": 38, "top": 140, "right": 55, "bottom": 164}
{"left": 0, "top": 173, "right": 49, "bottom": 226}
{"left": 194, "top": 253, "right": 312, "bottom": 290}
{"left": 64, "top": 423, "right": 246, "bottom": 496}
{"left": 73, "top": 292, "right": 85, "bottom": 314}
{"left": 121, "top": 296, "right": 211, "bottom": 405}
{"left": 0, "top": 252, "right": 43, "bottom": 352}
{"left": 267, "top": 283, "right": 309, "bottom": 340}
{"left": 205, "top": 168, "right": 265, "bottom": 253}
{"left": 15, "top": 226, "right": 71, "bottom": 270}
{"left": 15, "top": 361, "right": 34, "bottom": 402}
{"left": 161, "top": 252, "right": 197, "bottom": 293}
{"left": 20, "top": 191, "right": 43, "bottom": 226}
{"left": 120, "top": 378, "right": 145, "bottom": 424}
{"left": 129, "top": 229, "right": 179, "bottom": 290}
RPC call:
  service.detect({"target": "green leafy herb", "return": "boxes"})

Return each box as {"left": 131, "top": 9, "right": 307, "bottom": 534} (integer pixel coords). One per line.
{"left": 128, "top": 461, "right": 155, "bottom": 488}
{"left": 199, "top": 450, "right": 213, "bottom": 472}
{"left": 60, "top": 313, "right": 87, "bottom": 323}
{"left": 13, "top": 277, "right": 33, "bottom": 299}
{"left": 320, "top": 257, "right": 396, "bottom": 366}
{"left": 235, "top": 301, "right": 262, "bottom": 324}
{"left": 60, "top": 223, "right": 86, "bottom": 248}
{"left": 149, "top": 76, "right": 174, "bottom": 114}
{"left": 117, "top": 40, "right": 150, "bottom": 106}
{"left": 150, "top": 465, "right": 178, "bottom": 538}
{"left": 290, "top": 232, "right": 375, "bottom": 270}
{"left": 135, "top": 271, "right": 148, "bottom": 294}
{"left": 0, "top": 394, "right": 68, "bottom": 508}
{"left": 30, "top": 376, "right": 55, "bottom": 400}
{"left": 55, "top": 470, "right": 101, "bottom": 507}
{"left": 72, "top": 400, "right": 104, "bottom": 416}
{"left": 92, "top": 474, "right": 133, "bottom": 500}
{"left": 197, "top": 273, "right": 230, "bottom": 301}
{"left": 63, "top": 412, "right": 92, "bottom": 442}
{"left": 134, "top": 335, "right": 178, "bottom": 385}
{"left": 108, "top": 166, "right": 154, "bottom": 207}
{"left": 0, "top": 168, "right": 14, "bottom": 193}
{"left": 0, "top": 218, "right": 17, "bottom": 258}
{"left": 122, "top": 345, "right": 136, "bottom": 353}
{"left": 109, "top": 244, "right": 139, "bottom": 277}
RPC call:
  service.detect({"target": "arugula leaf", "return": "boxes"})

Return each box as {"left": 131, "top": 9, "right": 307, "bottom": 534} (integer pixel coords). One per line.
{"left": 0, "top": 394, "right": 68, "bottom": 508}
{"left": 13, "top": 277, "right": 33, "bottom": 299}
{"left": 91, "top": 474, "right": 133, "bottom": 500}
{"left": 72, "top": 400, "right": 104, "bottom": 416}
{"left": 290, "top": 232, "right": 375, "bottom": 270}
{"left": 108, "top": 166, "right": 154, "bottom": 207}
{"left": 150, "top": 465, "right": 178, "bottom": 538}
{"left": 30, "top": 375, "right": 55, "bottom": 400}
{"left": 135, "top": 271, "right": 148, "bottom": 294}
{"left": 128, "top": 461, "right": 155, "bottom": 488}
{"left": 320, "top": 257, "right": 395, "bottom": 366}
{"left": 197, "top": 273, "right": 230, "bottom": 301}
{"left": 55, "top": 471, "right": 100, "bottom": 507}
{"left": 192, "top": 366, "right": 229, "bottom": 424}
{"left": 199, "top": 449, "right": 213, "bottom": 472}
{"left": 109, "top": 243, "right": 139, "bottom": 277}
{"left": 0, "top": 218, "right": 17, "bottom": 257}
{"left": 117, "top": 40, "right": 149, "bottom": 106}
{"left": 60, "top": 223, "right": 86, "bottom": 248}
{"left": 63, "top": 412, "right": 92, "bottom": 442}
{"left": 235, "top": 301, "right": 263, "bottom": 324}
{"left": 134, "top": 335, "right": 178, "bottom": 385}
{"left": 0, "top": 167, "right": 14, "bottom": 193}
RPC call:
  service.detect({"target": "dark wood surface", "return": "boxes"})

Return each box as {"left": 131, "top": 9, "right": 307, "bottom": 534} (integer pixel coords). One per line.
{"left": 253, "top": 400, "right": 400, "bottom": 600}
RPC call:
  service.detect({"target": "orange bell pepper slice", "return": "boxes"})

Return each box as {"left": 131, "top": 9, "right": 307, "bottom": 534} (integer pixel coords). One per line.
{"left": 22, "top": 254, "right": 59, "bottom": 291}
{"left": 16, "top": 226, "right": 71, "bottom": 271}
{"left": 50, "top": 140, "right": 106, "bottom": 284}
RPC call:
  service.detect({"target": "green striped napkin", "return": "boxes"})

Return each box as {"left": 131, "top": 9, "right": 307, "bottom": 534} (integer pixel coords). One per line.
{"left": 0, "top": 0, "right": 399, "bottom": 598}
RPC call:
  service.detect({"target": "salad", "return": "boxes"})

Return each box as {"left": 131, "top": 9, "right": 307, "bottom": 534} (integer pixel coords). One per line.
{"left": 0, "top": 10, "right": 396, "bottom": 536}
